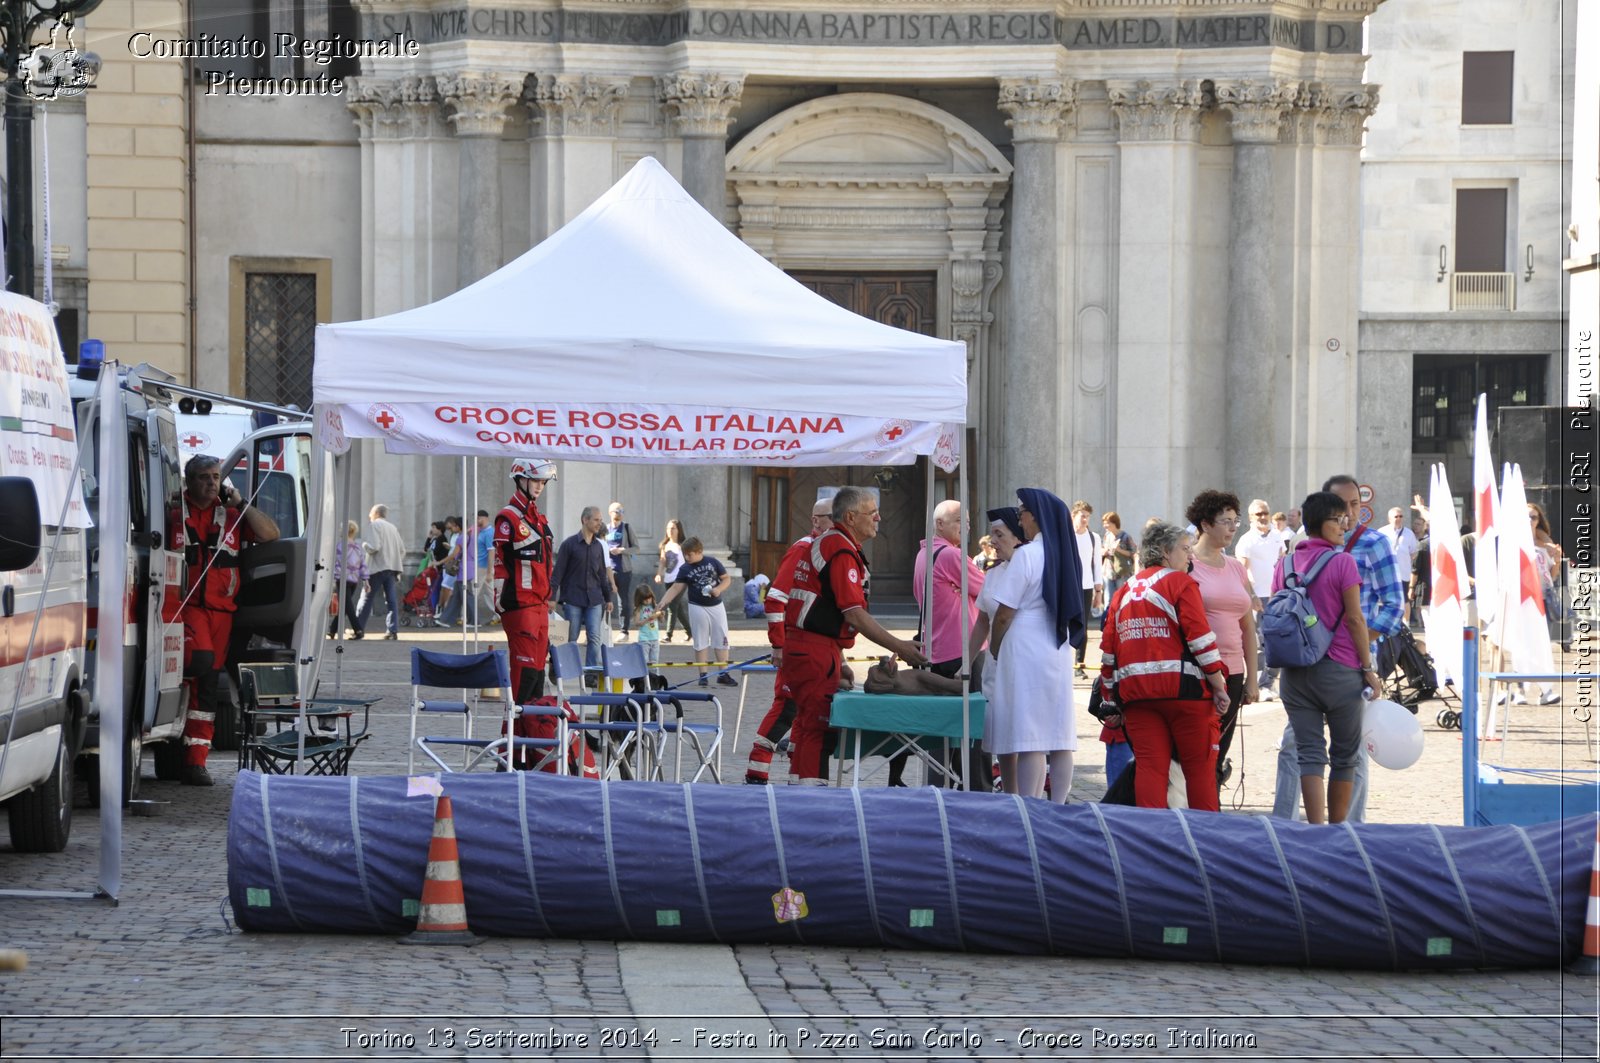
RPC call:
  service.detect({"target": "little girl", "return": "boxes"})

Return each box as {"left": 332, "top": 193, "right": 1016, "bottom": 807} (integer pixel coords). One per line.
{"left": 633, "top": 585, "right": 662, "bottom": 673}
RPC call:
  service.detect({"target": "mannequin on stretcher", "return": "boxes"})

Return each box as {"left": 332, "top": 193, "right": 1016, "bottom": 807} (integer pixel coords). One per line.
{"left": 863, "top": 655, "right": 968, "bottom": 697}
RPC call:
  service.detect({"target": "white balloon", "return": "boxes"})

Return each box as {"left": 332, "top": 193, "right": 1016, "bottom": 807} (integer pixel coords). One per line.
{"left": 1363, "top": 698, "right": 1425, "bottom": 770}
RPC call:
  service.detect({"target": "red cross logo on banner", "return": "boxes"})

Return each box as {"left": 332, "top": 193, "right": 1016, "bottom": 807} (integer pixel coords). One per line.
{"left": 875, "top": 419, "right": 913, "bottom": 448}
{"left": 885, "top": 425, "right": 903, "bottom": 441}
{"left": 367, "top": 404, "right": 404, "bottom": 435}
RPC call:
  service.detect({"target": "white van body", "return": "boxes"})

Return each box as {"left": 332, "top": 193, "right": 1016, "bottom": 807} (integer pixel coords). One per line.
{"left": 0, "top": 293, "right": 90, "bottom": 851}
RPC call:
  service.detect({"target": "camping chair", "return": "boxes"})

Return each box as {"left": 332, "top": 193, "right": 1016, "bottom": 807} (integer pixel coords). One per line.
{"left": 237, "top": 663, "right": 376, "bottom": 776}
{"left": 607, "top": 642, "right": 724, "bottom": 783}
{"left": 550, "top": 641, "right": 654, "bottom": 780}
{"left": 408, "top": 648, "right": 567, "bottom": 774}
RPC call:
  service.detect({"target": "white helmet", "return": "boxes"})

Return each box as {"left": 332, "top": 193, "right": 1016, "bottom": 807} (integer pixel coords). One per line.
{"left": 509, "top": 458, "right": 557, "bottom": 484}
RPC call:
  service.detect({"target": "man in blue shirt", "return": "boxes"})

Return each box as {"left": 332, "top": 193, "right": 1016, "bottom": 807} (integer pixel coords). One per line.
{"left": 1273, "top": 474, "right": 1406, "bottom": 822}
{"left": 551, "top": 506, "right": 617, "bottom": 671}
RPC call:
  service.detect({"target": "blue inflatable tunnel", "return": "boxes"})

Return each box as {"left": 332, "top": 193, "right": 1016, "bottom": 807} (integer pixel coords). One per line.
{"left": 227, "top": 770, "right": 1594, "bottom": 969}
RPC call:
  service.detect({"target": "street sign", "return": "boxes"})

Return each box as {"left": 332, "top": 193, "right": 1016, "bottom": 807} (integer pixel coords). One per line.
{"left": 1358, "top": 503, "right": 1375, "bottom": 526}
{"left": 1357, "top": 483, "right": 1374, "bottom": 504}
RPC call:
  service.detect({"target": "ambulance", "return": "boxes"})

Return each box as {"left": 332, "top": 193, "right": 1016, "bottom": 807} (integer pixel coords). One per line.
{"left": 0, "top": 293, "right": 90, "bottom": 851}
{"left": 68, "top": 351, "right": 335, "bottom": 805}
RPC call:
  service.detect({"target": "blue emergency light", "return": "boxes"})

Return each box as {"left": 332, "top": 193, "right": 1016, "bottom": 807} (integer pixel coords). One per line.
{"left": 77, "top": 338, "right": 104, "bottom": 379}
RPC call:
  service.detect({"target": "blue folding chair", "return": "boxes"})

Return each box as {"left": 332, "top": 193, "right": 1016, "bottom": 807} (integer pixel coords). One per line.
{"left": 408, "top": 647, "right": 567, "bottom": 774}
{"left": 550, "top": 641, "right": 654, "bottom": 780}
{"left": 605, "top": 643, "right": 724, "bottom": 783}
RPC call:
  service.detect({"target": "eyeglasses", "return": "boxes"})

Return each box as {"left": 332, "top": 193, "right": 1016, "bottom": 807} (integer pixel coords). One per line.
{"left": 1250, "top": 512, "right": 1269, "bottom": 519}
{"left": 1216, "top": 517, "right": 1241, "bottom": 527}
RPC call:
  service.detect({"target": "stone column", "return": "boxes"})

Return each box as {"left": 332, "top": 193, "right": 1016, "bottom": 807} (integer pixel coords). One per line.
{"left": 440, "top": 73, "right": 523, "bottom": 288}
{"left": 1217, "top": 78, "right": 1297, "bottom": 502}
{"left": 1107, "top": 79, "right": 1205, "bottom": 524}
{"left": 997, "top": 78, "right": 1071, "bottom": 492}
{"left": 660, "top": 73, "right": 744, "bottom": 554}
{"left": 526, "top": 73, "right": 631, "bottom": 236}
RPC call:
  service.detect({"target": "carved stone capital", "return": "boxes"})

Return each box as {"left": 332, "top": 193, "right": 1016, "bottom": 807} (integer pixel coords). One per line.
{"left": 1108, "top": 79, "right": 1204, "bottom": 142}
{"left": 950, "top": 256, "right": 1003, "bottom": 324}
{"left": 527, "top": 74, "right": 631, "bottom": 137}
{"left": 346, "top": 76, "right": 411, "bottom": 139}
{"left": 438, "top": 72, "right": 525, "bottom": 138}
{"left": 1214, "top": 77, "right": 1299, "bottom": 144}
{"left": 998, "top": 77, "right": 1074, "bottom": 142}
{"left": 658, "top": 73, "right": 745, "bottom": 138}
{"left": 1316, "top": 83, "right": 1381, "bottom": 146}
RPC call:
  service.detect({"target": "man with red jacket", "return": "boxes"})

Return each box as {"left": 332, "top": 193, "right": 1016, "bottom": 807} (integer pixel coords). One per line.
{"left": 174, "top": 455, "right": 279, "bottom": 786}
{"left": 784, "top": 486, "right": 926, "bottom": 784}
{"left": 743, "top": 497, "right": 833, "bottom": 784}
{"left": 495, "top": 458, "right": 558, "bottom": 703}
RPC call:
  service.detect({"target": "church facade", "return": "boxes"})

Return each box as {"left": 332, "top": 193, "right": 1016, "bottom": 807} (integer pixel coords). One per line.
{"left": 100, "top": 0, "right": 1388, "bottom": 592}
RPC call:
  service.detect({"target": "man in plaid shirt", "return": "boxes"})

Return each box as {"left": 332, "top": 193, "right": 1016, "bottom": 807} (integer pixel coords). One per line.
{"left": 1271, "top": 474, "right": 1405, "bottom": 822}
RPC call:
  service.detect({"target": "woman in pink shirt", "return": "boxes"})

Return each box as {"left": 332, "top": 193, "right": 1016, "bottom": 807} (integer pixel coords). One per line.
{"left": 1185, "top": 490, "right": 1258, "bottom": 792}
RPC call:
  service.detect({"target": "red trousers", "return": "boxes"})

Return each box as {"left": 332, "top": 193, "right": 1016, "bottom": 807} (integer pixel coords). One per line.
{"left": 1121, "top": 698, "right": 1220, "bottom": 812}
{"left": 181, "top": 607, "right": 233, "bottom": 768}
{"left": 744, "top": 688, "right": 799, "bottom": 783}
{"left": 784, "top": 630, "right": 844, "bottom": 781}
{"left": 503, "top": 605, "right": 550, "bottom": 703}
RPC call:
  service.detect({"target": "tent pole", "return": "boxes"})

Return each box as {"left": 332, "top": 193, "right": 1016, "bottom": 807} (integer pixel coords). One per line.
{"left": 922, "top": 459, "right": 938, "bottom": 786}
{"left": 957, "top": 451, "right": 970, "bottom": 792}
{"left": 471, "top": 457, "right": 480, "bottom": 651}
{"left": 461, "top": 455, "right": 469, "bottom": 653}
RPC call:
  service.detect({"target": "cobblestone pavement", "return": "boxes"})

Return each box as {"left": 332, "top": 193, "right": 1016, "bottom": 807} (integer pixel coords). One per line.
{"left": 1, "top": 618, "right": 1595, "bottom": 1061}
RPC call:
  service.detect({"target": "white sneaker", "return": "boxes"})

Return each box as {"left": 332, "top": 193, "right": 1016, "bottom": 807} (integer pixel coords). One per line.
{"left": 1509, "top": 691, "right": 1529, "bottom": 706}
{"left": 1539, "top": 691, "right": 1562, "bottom": 706}
{"left": 1492, "top": 692, "right": 1508, "bottom": 706}
{"left": 1260, "top": 688, "right": 1278, "bottom": 702}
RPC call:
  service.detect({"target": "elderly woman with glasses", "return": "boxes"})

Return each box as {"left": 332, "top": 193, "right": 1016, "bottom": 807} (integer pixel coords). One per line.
{"left": 1099, "top": 522, "right": 1229, "bottom": 810}
{"left": 1272, "top": 491, "right": 1381, "bottom": 824}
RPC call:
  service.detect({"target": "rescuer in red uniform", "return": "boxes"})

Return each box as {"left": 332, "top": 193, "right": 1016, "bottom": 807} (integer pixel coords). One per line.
{"left": 784, "top": 486, "right": 926, "bottom": 783}
{"left": 743, "top": 497, "right": 834, "bottom": 784}
{"left": 495, "top": 458, "right": 558, "bottom": 703}
{"left": 174, "top": 455, "right": 279, "bottom": 786}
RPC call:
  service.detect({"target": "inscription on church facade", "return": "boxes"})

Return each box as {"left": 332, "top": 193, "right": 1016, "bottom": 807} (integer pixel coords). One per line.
{"left": 364, "top": 7, "right": 1361, "bottom": 52}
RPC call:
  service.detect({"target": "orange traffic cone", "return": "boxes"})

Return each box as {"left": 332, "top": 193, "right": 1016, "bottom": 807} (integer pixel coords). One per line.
{"left": 1570, "top": 822, "right": 1600, "bottom": 974}
{"left": 400, "top": 795, "right": 481, "bottom": 947}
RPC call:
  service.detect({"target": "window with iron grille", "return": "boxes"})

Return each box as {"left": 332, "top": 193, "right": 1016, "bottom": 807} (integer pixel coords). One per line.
{"left": 243, "top": 272, "right": 317, "bottom": 410}
{"left": 1412, "top": 354, "right": 1548, "bottom": 454}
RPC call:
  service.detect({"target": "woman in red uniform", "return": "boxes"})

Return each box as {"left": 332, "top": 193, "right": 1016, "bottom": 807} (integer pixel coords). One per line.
{"left": 1098, "top": 521, "right": 1229, "bottom": 810}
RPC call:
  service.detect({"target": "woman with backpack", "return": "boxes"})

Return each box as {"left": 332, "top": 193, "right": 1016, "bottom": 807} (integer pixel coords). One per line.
{"left": 1270, "top": 491, "right": 1384, "bottom": 825}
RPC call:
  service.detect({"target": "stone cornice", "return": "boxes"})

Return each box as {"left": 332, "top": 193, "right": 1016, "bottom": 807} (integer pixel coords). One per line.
{"left": 1107, "top": 78, "right": 1204, "bottom": 142}
{"left": 1214, "top": 77, "right": 1299, "bottom": 144}
{"left": 526, "top": 73, "right": 631, "bottom": 136}
{"left": 998, "top": 77, "right": 1074, "bottom": 143}
{"left": 658, "top": 72, "right": 745, "bottom": 137}
{"left": 438, "top": 71, "right": 525, "bottom": 137}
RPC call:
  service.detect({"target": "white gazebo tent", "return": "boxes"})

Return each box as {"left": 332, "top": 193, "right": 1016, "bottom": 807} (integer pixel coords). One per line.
{"left": 313, "top": 156, "right": 977, "bottom": 782}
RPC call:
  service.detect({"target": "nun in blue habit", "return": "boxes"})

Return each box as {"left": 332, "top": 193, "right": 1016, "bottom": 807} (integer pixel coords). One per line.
{"left": 983, "top": 487, "right": 1085, "bottom": 801}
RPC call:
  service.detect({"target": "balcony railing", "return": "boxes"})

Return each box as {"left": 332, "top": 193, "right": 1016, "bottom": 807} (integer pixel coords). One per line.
{"left": 1450, "top": 271, "right": 1516, "bottom": 311}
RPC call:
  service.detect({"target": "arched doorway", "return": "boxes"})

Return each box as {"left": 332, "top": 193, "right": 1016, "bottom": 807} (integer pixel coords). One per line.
{"left": 729, "top": 93, "right": 1010, "bottom": 597}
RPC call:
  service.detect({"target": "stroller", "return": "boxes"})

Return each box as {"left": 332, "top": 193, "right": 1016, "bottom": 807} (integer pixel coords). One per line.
{"left": 400, "top": 567, "right": 439, "bottom": 626}
{"left": 1376, "top": 627, "right": 1450, "bottom": 718}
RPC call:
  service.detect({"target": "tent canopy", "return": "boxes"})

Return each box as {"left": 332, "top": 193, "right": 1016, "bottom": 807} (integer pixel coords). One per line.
{"left": 313, "top": 157, "right": 966, "bottom": 466}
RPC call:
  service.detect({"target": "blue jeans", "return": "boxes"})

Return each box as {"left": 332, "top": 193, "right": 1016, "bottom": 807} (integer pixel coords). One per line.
{"left": 356, "top": 569, "right": 400, "bottom": 635}
{"left": 562, "top": 602, "right": 605, "bottom": 670}
{"left": 438, "top": 580, "right": 479, "bottom": 626}
{"left": 1104, "top": 737, "right": 1133, "bottom": 788}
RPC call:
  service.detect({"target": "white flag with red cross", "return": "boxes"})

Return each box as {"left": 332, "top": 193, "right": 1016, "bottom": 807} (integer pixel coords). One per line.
{"left": 1421, "top": 463, "right": 1469, "bottom": 688}
{"left": 1472, "top": 395, "right": 1501, "bottom": 635}
{"left": 1496, "top": 463, "right": 1555, "bottom": 681}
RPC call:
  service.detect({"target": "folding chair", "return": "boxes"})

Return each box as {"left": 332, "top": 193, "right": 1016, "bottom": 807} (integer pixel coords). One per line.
{"left": 608, "top": 643, "right": 725, "bottom": 783}
{"left": 408, "top": 648, "right": 567, "bottom": 774}
{"left": 237, "top": 663, "right": 375, "bottom": 776}
{"left": 550, "top": 642, "right": 654, "bottom": 780}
